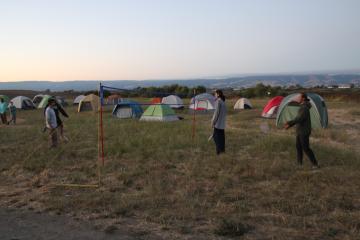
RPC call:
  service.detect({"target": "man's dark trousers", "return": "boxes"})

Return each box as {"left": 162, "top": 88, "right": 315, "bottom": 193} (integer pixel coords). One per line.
{"left": 296, "top": 134, "right": 318, "bottom": 166}
{"left": 213, "top": 128, "right": 225, "bottom": 155}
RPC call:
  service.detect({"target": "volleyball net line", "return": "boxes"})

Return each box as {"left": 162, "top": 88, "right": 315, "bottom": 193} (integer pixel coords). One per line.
{"left": 98, "top": 83, "right": 201, "bottom": 170}
{"left": 99, "top": 84, "right": 211, "bottom": 107}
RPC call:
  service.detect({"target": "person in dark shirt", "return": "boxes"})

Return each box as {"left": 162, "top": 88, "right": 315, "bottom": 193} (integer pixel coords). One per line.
{"left": 285, "top": 93, "right": 320, "bottom": 168}
{"left": 44, "top": 98, "right": 69, "bottom": 142}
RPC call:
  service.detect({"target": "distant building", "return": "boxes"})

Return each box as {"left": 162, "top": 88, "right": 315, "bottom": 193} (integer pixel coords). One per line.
{"left": 338, "top": 84, "right": 351, "bottom": 89}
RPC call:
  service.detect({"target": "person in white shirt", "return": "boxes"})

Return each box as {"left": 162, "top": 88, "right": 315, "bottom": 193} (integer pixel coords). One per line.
{"left": 45, "top": 98, "right": 58, "bottom": 148}
{"left": 211, "top": 89, "right": 227, "bottom": 155}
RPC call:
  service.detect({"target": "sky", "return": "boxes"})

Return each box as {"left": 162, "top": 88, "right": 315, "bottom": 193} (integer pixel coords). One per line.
{"left": 0, "top": 0, "right": 359, "bottom": 82}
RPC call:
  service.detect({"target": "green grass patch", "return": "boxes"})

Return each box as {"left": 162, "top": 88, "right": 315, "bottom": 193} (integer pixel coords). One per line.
{"left": 1, "top": 100, "right": 360, "bottom": 239}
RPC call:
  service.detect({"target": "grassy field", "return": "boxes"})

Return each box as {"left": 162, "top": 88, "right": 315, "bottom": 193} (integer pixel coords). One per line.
{"left": 1, "top": 98, "right": 360, "bottom": 239}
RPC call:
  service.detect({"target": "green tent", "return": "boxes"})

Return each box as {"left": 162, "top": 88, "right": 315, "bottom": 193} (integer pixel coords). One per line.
{"left": 140, "top": 104, "right": 179, "bottom": 122}
{"left": 37, "top": 95, "right": 54, "bottom": 108}
{"left": 276, "top": 93, "right": 328, "bottom": 129}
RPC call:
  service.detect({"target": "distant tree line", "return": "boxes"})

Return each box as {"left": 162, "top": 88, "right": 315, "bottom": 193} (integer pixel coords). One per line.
{"left": 233, "top": 83, "right": 287, "bottom": 98}
{"left": 87, "top": 84, "right": 207, "bottom": 98}
{"left": 78, "top": 82, "right": 360, "bottom": 102}
{"left": 85, "top": 83, "right": 285, "bottom": 99}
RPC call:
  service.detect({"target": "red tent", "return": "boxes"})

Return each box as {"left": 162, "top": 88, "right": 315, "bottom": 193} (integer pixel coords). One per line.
{"left": 151, "top": 97, "right": 162, "bottom": 104}
{"left": 262, "top": 96, "right": 284, "bottom": 118}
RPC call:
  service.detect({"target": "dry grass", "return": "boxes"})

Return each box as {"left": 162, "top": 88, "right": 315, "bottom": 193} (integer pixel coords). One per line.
{"left": 1, "top": 98, "right": 360, "bottom": 239}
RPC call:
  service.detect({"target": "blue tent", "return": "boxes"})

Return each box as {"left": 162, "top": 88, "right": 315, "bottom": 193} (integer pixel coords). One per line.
{"left": 112, "top": 100, "right": 143, "bottom": 119}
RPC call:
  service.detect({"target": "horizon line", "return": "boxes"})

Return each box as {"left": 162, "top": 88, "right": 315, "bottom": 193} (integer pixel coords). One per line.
{"left": 1, "top": 69, "right": 360, "bottom": 83}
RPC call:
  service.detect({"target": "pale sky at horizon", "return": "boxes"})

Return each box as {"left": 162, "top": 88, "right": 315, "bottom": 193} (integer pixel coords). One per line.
{"left": 1, "top": 0, "right": 359, "bottom": 82}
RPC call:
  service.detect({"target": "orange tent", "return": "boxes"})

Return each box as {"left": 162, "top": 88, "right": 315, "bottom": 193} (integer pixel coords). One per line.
{"left": 151, "top": 97, "right": 162, "bottom": 104}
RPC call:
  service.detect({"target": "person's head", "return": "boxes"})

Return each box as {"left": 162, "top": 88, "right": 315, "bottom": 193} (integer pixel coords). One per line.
{"left": 299, "top": 93, "right": 309, "bottom": 104}
{"left": 48, "top": 98, "right": 56, "bottom": 107}
{"left": 9, "top": 101, "right": 13, "bottom": 106}
{"left": 214, "top": 89, "right": 225, "bottom": 101}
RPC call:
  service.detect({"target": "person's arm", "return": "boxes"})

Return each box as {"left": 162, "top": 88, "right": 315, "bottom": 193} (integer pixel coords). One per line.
{"left": 211, "top": 100, "right": 221, "bottom": 127}
{"left": 286, "top": 106, "right": 306, "bottom": 128}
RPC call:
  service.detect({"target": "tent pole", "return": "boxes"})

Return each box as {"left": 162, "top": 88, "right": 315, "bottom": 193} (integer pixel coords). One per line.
{"left": 99, "top": 83, "right": 105, "bottom": 167}
{"left": 192, "top": 89, "right": 196, "bottom": 141}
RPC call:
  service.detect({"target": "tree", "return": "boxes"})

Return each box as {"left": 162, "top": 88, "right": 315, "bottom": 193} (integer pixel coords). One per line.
{"left": 254, "top": 83, "right": 267, "bottom": 97}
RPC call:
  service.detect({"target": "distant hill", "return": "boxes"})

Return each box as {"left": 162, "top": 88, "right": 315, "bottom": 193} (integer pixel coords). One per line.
{"left": 1, "top": 74, "right": 360, "bottom": 91}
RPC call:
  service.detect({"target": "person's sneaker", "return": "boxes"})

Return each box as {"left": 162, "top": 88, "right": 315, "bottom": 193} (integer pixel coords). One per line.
{"left": 312, "top": 165, "right": 321, "bottom": 170}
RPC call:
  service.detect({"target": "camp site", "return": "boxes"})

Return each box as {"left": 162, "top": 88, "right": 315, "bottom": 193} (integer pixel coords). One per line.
{"left": 0, "top": 84, "right": 359, "bottom": 239}
{"left": 1, "top": 1, "right": 360, "bottom": 239}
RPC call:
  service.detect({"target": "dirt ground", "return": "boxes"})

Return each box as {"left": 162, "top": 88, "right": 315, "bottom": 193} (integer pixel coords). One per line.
{"left": 0, "top": 208, "right": 147, "bottom": 240}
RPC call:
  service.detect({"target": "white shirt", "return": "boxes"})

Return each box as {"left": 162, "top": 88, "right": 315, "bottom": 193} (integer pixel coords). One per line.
{"left": 211, "top": 99, "right": 226, "bottom": 129}
{"left": 45, "top": 107, "right": 57, "bottom": 129}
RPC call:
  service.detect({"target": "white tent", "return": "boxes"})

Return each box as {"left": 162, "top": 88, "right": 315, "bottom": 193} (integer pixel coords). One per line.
{"left": 112, "top": 101, "right": 143, "bottom": 119}
{"left": 161, "top": 95, "right": 184, "bottom": 109}
{"left": 78, "top": 94, "right": 99, "bottom": 112}
{"left": 189, "top": 99, "right": 215, "bottom": 111}
{"left": 32, "top": 94, "right": 44, "bottom": 105}
{"left": 11, "top": 96, "right": 36, "bottom": 109}
{"left": 189, "top": 93, "right": 216, "bottom": 112}
{"left": 234, "top": 98, "right": 252, "bottom": 110}
{"left": 73, "top": 95, "right": 86, "bottom": 105}
{"left": 190, "top": 93, "right": 216, "bottom": 104}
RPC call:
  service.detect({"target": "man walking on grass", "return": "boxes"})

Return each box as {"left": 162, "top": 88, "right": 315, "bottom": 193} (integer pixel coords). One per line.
{"left": 45, "top": 98, "right": 58, "bottom": 148}
{"left": 284, "top": 93, "right": 320, "bottom": 169}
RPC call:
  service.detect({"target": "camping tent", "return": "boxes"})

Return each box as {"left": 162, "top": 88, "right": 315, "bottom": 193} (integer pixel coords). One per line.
{"left": 112, "top": 100, "right": 143, "bottom": 119}
{"left": 0, "top": 95, "right": 9, "bottom": 104}
{"left": 276, "top": 93, "right": 328, "bottom": 129}
{"left": 107, "top": 94, "right": 122, "bottom": 105}
{"left": 261, "top": 96, "right": 284, "bottom": 118}
{"left": 161, "top": 95, "right": 184, "bottom": 109}
{"left": 55, "top": 96, "right": 68, "bottom": 106}
{"left": 151, "top": 97, "right": 162, "bottom": 104}
{"left": 73, "top": 95, "right": 85, "bottom": 105}
{"left": 190, "top": 93, "right": 216, "bottom": 104}
{"left": 140, "top": 104, "right": 179, "bottom": 121}
{"left": 78, "top": 94, "right": 99, "bottom": 112}
{"left": 189, "top": 93, "right": 216, "bottom": 113}
{"left": 189, "top": 99, "right": 215, "bottom": 112}
{"left": 11, "top": 96, "right": 36, "bottom": 109}
{"left": 32, "top": 94, "right": 44, "bottom": 105}
{"left": 234, "top": 98, "right": 252, "bottom": 110}
{"left": 37, "top": 95, "right": 54, "bottom": 108}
